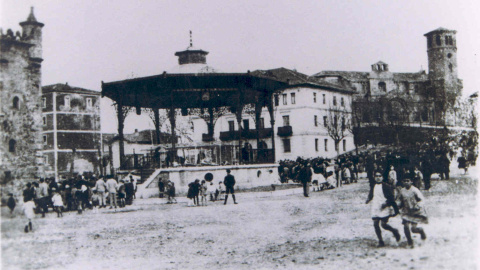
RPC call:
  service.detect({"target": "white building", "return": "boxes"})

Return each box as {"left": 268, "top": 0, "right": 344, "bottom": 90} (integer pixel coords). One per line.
{"left": 191, "top": 68, "right": 355, "bottom": 160}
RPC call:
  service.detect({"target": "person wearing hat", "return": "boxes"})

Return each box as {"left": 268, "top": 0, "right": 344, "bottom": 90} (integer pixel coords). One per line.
{"left": 7, "top": 193, "right": 16, "bottom": 216}
{"left": 297, "top": 163, "right": 312, "bottom": 197}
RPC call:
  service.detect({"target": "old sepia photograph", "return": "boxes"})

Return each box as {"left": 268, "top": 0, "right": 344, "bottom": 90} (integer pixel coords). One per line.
{"left": 1, "top": 1, "right": 479, "bottom": 269}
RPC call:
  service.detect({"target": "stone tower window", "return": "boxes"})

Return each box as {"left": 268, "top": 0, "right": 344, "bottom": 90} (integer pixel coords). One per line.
{"left": 436, "top": 35, "right": 441, "bottom": 46}
{"left": 8, "top": 139, "right": 16, "bottom": 152}
{"left": 64, "top": 96, "right": 71, "bottom": 108}
{"left": 378, "top": 82, "right": 387, "bottom": 92}
{"left": 12, "top": 97, "right": 19, "bottom": 109}
{"left": 86, "top": 98, "right": 93, "bottom": 109}
{"left": 447, "top": 53, "right": 452, "bottom": 59}
{"left": 449, "top": 63, "right": 453, "bottom": 72}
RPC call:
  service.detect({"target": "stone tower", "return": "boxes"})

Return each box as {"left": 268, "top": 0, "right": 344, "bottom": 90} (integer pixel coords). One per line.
{"left": 0, "top": 7, "right": 45, "bottom": 198}
{"left": 424, "top": 27, "right": 462, "bottom": 124}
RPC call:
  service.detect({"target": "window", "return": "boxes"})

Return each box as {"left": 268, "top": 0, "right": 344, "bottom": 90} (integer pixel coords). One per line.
{"left": 378, "top": 82, "right": 386, "bottom": 92}
{"left": 42, "top": 116, "right": 46, "bottom": 126}
{"left": 449, "top": 63, "right": 453, "bottom": 72}
{"left": 291, "top": 93, "right": 296, "bottom": 104}
{"left": 324, "top": 139, "right": 328, "bottom": 152}
{"left": 323, "top": 116, "right": 327, "bottom": 127}
{"left": 313, "top": 93, "right": 317, "bottom": 103}
{"left": 333, "top": 96, "right": 337, "bottom": 106}
{"left": 341, "top": 117, "right": 345, "bottom": 130}
{"left": 259, "top": 118, "right": 265, "bottom": 129}
{"left": 343, "top": 139, "right": 346, "bottom": 152}
{"left": 282, "top": 94, "right": 287, "bottom": 105}
{"left": 335, "top": 141, "right": 339, "bottom": 152}
{"left": 274, "top": 95, "right": 279, "bottom": 106}
{"left": 341, "top": 97, "right": 345, "bottom": 107}
{"left": 86, "top": 98, "right": 93, "bottom": 109}
{"left": 323, "top": 94, "right": 326, "bottom": 104}
{"left": 283, "top": 139, "right": 291, "bottom": 153}
{"left": 44, "top": 155, "right": 48, "bottom": 165}
{"left": 282, "top": 115, "right": 290, "bottom": 126}
{"left": 12, "top": 96, "right": 19, "bottom": 109}
{"left": 243, "top": 119, "right": 249, "bottom": 130}
{"left": 315, "top": 139, "right": 319, "bottom": 152}
{"left": 43, "top": 135, "right": 47, "bottom": 145}
{"left": 334, "top": 116, "right": 338, "bottom": 128}
{"left": 42, "top": 97, "right": 47, "bottom": 108}
{"left": 228, "top": 121, "right": 235, "bottom": 131}
{"left": 314, "top": 115, "right": 318, "bottom": 127}
{"left": 64, "top": 96, "right": 71, "bottom": 108}
{"left": 8, "top": 139, "right": 16, "bottom": 152}
{"left": 436, "top": 35, "right": 441, "bottom": 46}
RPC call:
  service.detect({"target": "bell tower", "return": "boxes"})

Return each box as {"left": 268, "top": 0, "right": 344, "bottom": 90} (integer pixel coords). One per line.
{"left": 424, "top": 28, "right": 462, "bottom": 125}
{"left": 424, "top": 28, "right": 460, "bottom": 95}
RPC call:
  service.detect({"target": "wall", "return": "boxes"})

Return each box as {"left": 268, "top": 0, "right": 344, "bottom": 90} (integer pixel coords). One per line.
{"left": 137, "top": 164, "right": 280, "bottom": 198}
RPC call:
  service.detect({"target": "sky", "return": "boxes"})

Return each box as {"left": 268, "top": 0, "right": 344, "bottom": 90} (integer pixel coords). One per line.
{"left": 2, "top": 0, "right": 479, "bottom": 133}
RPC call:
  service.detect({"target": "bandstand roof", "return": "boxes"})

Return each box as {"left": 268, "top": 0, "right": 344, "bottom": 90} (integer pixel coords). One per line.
{"left": 101, "top": 72, "right": 288, "bottom": 109}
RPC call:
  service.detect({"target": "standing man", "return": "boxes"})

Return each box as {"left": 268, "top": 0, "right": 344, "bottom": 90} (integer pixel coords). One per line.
{"left": 94, "top": 176, "right": 107, "bottom": 208}
{"left": 298, "top": 163, "right": 313, "bottom": 197}
{"left": 224, "top": 169, "right": 238, "bottom": 205}
{"left": 106, "top": 176, "right": 118, "bottom": 209}
{"left": 38, "top": 178, "right": 49, "bottom": 217}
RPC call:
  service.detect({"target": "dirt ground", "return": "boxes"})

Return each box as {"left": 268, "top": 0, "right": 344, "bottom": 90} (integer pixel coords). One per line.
{"left": 1, "top": 172, "right": 478, "bottom": 270}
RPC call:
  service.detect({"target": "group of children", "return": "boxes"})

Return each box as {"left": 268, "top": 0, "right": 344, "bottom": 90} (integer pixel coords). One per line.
{"left": 186, "top": 179, "right": 224, "bottom": 206}
{"left": 366, "top": 168, "right": 428, "bottom": 248}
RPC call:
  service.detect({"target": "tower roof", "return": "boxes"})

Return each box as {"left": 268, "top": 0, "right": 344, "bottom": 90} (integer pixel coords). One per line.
{"left": 20, "top": 7, "right": 44, "bottom": 27}
{"left": 424, "top": 27, "right": 456, "bottom": 36}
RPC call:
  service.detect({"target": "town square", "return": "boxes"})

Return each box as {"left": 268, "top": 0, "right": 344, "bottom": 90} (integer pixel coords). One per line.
{"left": 1, "top": 1, "right": 479, "bottom": 269}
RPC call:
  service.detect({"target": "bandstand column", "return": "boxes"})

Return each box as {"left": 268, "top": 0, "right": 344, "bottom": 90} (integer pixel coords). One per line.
{"left": 168, "top": 107, "right": 177, "bottom": 163}
{"left": 235, "top": 104, "right": 244, "bottom": 164}
{"left": 153, "top": 108, "right": 161, "bottom": 144}
{"left": 267, "top": 95, "right": 276, "bottom": 162}
{"left": 117, "top": 103, "right": 126, "bottom": 169}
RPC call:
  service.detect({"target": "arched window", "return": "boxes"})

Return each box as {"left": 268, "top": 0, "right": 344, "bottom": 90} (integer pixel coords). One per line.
{"left": 9, "top": 139, "right": 16, "bottom": 152}
{"left": 378, "top": 82, "right": 387, "bottom": 92}
{"left": 12, "top": 96, "right": 19, "bottom": 109}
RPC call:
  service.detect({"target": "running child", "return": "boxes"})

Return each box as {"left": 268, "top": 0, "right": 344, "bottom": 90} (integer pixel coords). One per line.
{"left": 397, "top": 178, "right": 428, "bottom": 248}
{"left": 366, "top": 171, "right": 401, "bottom": 247}
{"left": 51, "top": 188, "right": 64, "bottom": 217}
{"left": 23, "top": 199, "right": 36, "bottom": 233}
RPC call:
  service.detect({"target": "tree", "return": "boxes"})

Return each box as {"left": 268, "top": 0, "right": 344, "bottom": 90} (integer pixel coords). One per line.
{"left": 326, "top": 106, "right": 351, "bottom": 156}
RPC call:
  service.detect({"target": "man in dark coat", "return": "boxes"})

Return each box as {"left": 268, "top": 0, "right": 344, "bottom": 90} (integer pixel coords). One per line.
{"left": 23, "top": 182, "right": 35, "bottom": 202}
{"left": 438, "top": 153, "right": 450, "bottom": 180}
{"left": 421, "top": 156, "right": 433, "bottom": 190}
{"left": 223, "top": 169, "right": 238, "bottom": 205}
{"left": 297, "top": 163, "right": 312, "bottom": 197}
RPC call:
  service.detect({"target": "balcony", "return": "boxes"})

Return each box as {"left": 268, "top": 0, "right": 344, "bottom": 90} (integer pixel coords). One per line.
{"left": 220, "top": 131, "right": 239, "bottom": 141}
{"left": 202, "top": 133, "right": 214, "bottom": 142}
{"left": 220, "top": 128, "right": 273, "bottom": 141}
{"left": 277, "top": 126, "right": 292, "bottom": 137}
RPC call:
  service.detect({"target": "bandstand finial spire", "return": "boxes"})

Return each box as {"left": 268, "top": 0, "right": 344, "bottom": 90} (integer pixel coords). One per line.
{"left": 189, "top": 30, "right": 193, "bottom": 47}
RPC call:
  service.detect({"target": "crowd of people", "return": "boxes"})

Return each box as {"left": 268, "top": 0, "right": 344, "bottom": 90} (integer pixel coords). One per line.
{"left": 15, "top": 174, "right": 138, "bottom": 232}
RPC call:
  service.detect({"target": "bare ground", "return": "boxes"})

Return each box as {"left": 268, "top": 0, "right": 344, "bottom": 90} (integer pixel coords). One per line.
{"left": 1, "top": 174, "right": 478, "bottom": 270}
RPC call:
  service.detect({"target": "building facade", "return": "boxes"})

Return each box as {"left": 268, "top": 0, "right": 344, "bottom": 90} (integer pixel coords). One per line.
{"left": 192, "top": 68, "right": 356, "bottom": 161}
{"left": 313, "top": 28, "right": 464, "bottom": 129}
{"left": 0, "top": 8, "right": 45, "bottom": 189}
{"left": 41, "top": 83, "right": 102, "bottom": 178}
